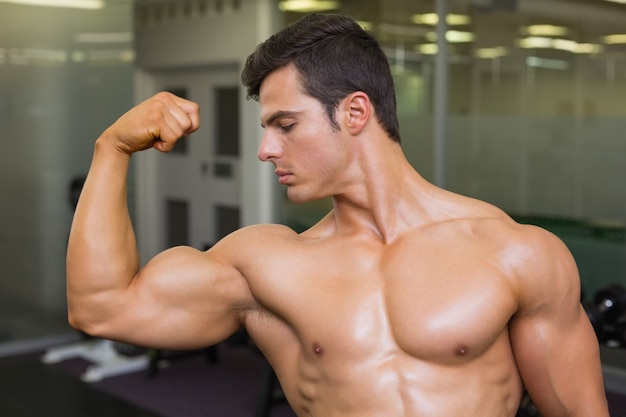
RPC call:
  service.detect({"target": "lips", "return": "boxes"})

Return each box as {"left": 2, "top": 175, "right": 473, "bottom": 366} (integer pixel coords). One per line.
{"left": 275, "top": 169, "right": 292, "bottom": 184}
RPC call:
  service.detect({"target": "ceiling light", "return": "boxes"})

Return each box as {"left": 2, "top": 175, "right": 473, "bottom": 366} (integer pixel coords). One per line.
{"left": 516, "top": 37, "right": 602, "bottom": 54}
{"left": 412, "top": 13, "right": 471, "bottom": 26}
{"left": 426, "top": 30, "right": 475, "bottom": 43}
{"left": 551, "top": 38, "right": 578, "bottom": 52}
{"left": 521, "top": 25, "right": 569, "bottom": 37}
{"left": 603, "top": 34, "right": 626, "bottom": 44}
{"left": 0, "top": 0, "right": 103, "bottom": 8}
{"left": 516, "top": 36, "right": 556, "bottom": 49}
{"left": 278, "top": 0, "right": 340, "bottom": 12}
{"left": 446, "top": 30, "right": 474, "bottom": 43}
{"left": 603, "top": 0, "right": 626, "bottom": 4}
{"left": 475, "top": 47, "right": 508, "bottom": 59}
{"left": 574, "top": 43, "right": 602, "bottom": 54}
{"left": 416, "top": 44, "right": 439, "bottom": 55}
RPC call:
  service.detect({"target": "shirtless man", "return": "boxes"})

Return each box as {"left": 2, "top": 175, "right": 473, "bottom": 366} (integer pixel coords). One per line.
{"left": 67, "top": 13, "right": 609, "bottom": 417}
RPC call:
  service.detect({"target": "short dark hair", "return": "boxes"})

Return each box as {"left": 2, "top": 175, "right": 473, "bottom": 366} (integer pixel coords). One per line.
{"left": 241, "top": 13, "right": 401, "bottom": 143}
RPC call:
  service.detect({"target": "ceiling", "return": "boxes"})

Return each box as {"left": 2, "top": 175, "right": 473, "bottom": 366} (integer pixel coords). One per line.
{"left": 1, "top": 0, "right": 625, "bottom": 65}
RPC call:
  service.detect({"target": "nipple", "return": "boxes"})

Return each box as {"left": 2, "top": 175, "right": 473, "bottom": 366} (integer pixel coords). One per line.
{"left": 312, "top": 342, "right": 325, "bottom": 357}
{"left": 456, "top": 345, "right": 469, "bottom": 356}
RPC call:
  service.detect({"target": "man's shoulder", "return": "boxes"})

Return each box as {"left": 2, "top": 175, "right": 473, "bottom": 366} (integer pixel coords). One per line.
{"left": 427, "top": 192, "right": 574, "bottom": 273}
{"left": 443, "top": 209, "right": 580, "bottom": 311}
{"left": 452, "top": 209, "right": 570, "bottom": 263}
{"left": 436, "top": 192, "right": 559, "bottom": 247}
{"left": 465, "top": 213, "right": 579, "bottom": 306}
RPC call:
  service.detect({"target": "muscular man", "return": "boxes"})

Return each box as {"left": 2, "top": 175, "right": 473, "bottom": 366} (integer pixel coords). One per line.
{"left": 67, "top": 13, "right": 609, "bottom": 417}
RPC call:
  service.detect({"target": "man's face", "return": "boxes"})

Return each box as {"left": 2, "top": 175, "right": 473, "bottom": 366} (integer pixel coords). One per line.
{"left": 258, "top": 66, "right": 354, "bottom": 204}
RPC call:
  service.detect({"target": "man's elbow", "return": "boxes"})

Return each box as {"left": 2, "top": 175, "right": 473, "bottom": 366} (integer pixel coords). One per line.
{"left": 66, "top": 301, "right": 111, "bottom": 339}
{"left": 67, "top": 305, "right": 95, "bottom": 336}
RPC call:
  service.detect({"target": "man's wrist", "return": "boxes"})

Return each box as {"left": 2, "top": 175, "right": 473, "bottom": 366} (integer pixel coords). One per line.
{"left": 95, "top": 130, "right": 133, "bottom": 161}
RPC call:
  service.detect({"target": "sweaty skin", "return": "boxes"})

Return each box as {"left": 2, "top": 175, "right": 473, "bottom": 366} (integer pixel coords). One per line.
{"left": 67, "top": 65, "right": 609, "bottom": 417}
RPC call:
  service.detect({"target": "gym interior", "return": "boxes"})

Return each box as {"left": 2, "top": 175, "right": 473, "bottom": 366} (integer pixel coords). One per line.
{"left": 0, "top": 0, "right": 625, "bottom": 416}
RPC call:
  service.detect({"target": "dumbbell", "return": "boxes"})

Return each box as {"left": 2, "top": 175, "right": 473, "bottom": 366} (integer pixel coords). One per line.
{"left": 593, "top": 284, "right": 626, "bottom": 322}
{"left": 585, "top": 284, "right": 626, "bottom": 344}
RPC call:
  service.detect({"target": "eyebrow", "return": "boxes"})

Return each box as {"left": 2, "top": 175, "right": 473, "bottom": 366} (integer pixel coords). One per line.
{"left": 261, "top": 110, "right": 301, "bottom": 128}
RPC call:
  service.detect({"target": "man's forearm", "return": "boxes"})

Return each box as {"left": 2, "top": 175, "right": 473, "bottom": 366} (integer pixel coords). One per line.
{"left": 66, "top": 135, "right": 139, "bottom": 331}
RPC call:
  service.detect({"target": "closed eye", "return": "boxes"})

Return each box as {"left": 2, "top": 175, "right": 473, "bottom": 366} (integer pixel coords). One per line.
{"left": 280, "top": 124, "right": 295, "bottom": 132}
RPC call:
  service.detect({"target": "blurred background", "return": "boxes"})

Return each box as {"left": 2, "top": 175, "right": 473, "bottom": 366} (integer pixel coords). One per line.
{"left": 0, "top": 0, "right": 624, "bottom": 374}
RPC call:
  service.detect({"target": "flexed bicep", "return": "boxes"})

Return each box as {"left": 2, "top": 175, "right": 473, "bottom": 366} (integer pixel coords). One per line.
{"left": 88, "top": 246, "right": 254, "bottom": 350}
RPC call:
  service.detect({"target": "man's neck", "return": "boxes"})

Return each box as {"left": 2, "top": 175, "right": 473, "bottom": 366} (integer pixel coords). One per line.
{"left": 329, "top": 143, "right": 438, "bottom": 244}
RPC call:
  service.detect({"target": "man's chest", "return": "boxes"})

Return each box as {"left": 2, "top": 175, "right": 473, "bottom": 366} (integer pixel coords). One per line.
{"left": 246, "top": 240, "right": 518, "bottom": 365}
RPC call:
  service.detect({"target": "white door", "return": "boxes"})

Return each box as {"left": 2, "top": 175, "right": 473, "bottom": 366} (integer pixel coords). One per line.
{"left": 151, "top": 67, "right": 241, "bottom": 251}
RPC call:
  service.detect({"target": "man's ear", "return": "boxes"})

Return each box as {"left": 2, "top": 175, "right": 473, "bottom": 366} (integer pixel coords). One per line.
{"left": 342, "top": 91, "right": 371, "bottom": 135}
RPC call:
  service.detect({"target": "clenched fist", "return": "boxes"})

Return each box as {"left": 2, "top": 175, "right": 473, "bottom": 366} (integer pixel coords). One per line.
{"left": 102, "top": 91, "right": 200, "bottom": 155}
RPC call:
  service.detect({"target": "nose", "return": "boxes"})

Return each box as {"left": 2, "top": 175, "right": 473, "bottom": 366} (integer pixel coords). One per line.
{"left": 258, "top": 130, "right": 283, "bottom": 162}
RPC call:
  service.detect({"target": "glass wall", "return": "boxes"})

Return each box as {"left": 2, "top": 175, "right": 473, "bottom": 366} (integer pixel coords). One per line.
{"left": 278, "top": 0, "right": 626, "bottom": 297}
{"left": 0, "top": 1, "right": 133, "bottom": 355}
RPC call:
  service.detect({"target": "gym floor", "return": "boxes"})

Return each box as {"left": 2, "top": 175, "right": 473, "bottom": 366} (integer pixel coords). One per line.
{"left": 0, "top": 341, "right": 295, "bottom": 417}
{"left": 0, "top": 356, "right": 159, "bottom": 417}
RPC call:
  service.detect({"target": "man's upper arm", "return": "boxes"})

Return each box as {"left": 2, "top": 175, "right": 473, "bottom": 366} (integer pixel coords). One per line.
{"left": 83, "top": 234, "right": 256, "bottom": 350}
{"left": 508, "top": 226, "right": 609, "bottom": 417}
